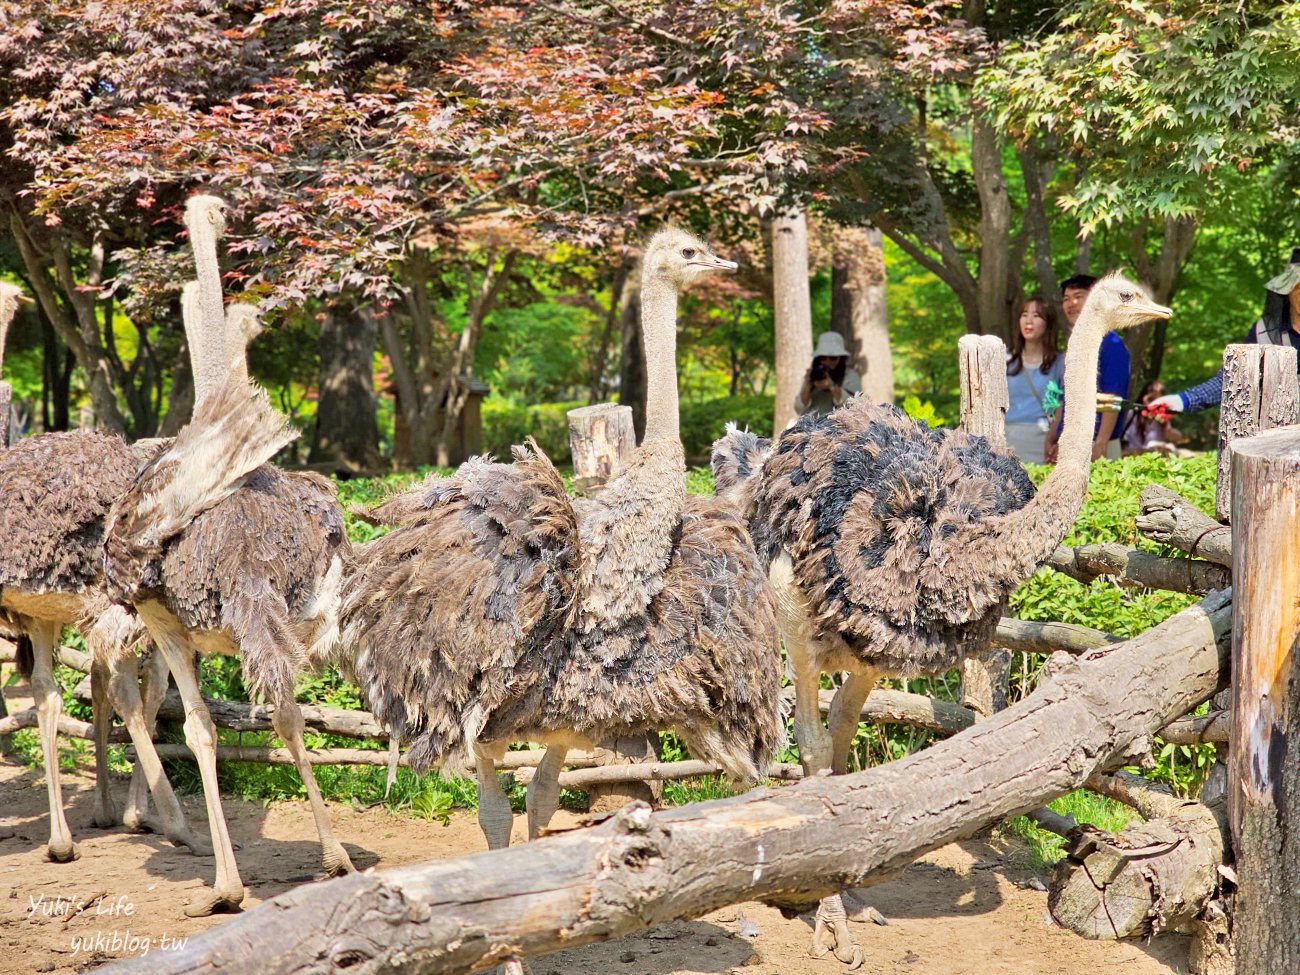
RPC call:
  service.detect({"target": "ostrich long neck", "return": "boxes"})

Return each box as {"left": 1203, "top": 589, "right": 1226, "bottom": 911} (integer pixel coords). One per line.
{"left": 984, "top": 303, "right": 1113, "bottom": 583}
{"left": 186, "top": 217, "right": 228, "bottom": 407}
{"left": 577, "top": 266, "right": 686, "bottom": 627}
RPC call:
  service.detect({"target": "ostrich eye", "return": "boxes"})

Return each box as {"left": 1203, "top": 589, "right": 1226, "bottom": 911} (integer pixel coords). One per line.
{"left": 682, "top": 247, "right": 696, "bottom": 259}
{"left": 1119, "top": 291, "right": 1134, "bottom": 302}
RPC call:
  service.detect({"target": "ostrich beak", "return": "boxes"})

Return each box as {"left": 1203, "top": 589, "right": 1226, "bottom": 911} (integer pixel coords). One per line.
{"left": 691, "top": 255, "right": 738, "bottom": 273}
{"left": 1134, "top": 300, "right": 1172, "bottom": 320}
{"left": 15, "top": 294, "right": 34, "bottom": 305}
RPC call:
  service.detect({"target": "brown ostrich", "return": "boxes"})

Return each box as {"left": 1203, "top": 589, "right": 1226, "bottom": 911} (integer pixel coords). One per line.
{"left": 0, "top": 217, "right": 238, "bottom": 863}
{"left": 102, "top": 207, "right": 354, "bottom": 918}
{"left": 341, "top": 228, "right": 783, "bottom": 865}
{"left": 712, "top": 273, "right": 1171, "bottom": 968}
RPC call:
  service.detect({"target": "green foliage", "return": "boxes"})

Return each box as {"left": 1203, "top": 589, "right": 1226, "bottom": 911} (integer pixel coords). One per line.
{"left": 481, "top": 399, "right": 583, "bottom": 465}
{"left": 899, "top": 395, "right": 946, "bottom": 428}
{"left": 680, "top": 394, "right": 774, "bottom": 460}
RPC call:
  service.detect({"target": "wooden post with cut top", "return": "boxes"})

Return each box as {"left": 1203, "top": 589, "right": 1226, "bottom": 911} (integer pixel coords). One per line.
{"left": 1215, "top": 344, "right": 1299, "bottom": 522}
{"left": 958, "top": 334, "right": 1012, "bottom": 716}
{"left": 566, "top": 402, "right": 660, "bottom": 811}
{"left": 567, "top": 402, "right": 636, "bottom": 496}
{"left": 1228, "top": 425, "right": 1300, "bottom": 973}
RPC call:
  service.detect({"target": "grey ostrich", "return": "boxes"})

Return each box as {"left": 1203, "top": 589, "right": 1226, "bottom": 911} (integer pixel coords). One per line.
{"left": 712, "top": 273, "right": 1171, "bottom": 967}
{"left": 342, "top": 227, "right": 782, "bottom": 867}
{"left": 102, "top": 205, "right": 355, "bottom": 917}
{"left": 0, "top": 230, "right": 232, "bottom": 862}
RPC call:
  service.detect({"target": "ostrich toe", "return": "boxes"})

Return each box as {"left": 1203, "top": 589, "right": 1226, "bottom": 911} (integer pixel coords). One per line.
{"left": 810, "top": 894, "right": 864, "bottom": 970}
{"left": 322, "top": 841, "right": 355, "bottom": 877}
{"left": 183, "top": 885, "right": 245, "bottom": 918}
{"left": 45, "top": 840, "right": 81, "bottom": 863}
{"left": 91, "top": 792, "right": 121, "bottom": 829}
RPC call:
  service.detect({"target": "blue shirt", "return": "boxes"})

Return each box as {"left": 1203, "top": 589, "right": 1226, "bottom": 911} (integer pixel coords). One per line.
{"left": 1057, "top": 331, "right": 1131, "bottom": 440}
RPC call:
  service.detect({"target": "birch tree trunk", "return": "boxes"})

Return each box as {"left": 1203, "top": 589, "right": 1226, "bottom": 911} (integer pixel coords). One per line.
{"left": 772, "top": 209, "right": 813, "bottom": 432}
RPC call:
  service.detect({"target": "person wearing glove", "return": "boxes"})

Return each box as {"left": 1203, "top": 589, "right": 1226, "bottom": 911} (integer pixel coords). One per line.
{"left": 1150, "top": 247, "right": 1300, "bottom": 415}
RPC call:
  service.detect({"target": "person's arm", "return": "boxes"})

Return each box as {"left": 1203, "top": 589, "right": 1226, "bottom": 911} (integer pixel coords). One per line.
{"left": 794, "top": 368, "right": 813, "bottom": 415}
{"left": 1092, "top": 412, "right": 1119, "bottom": 460}
{"left": 1150, "top": 320, "right": 1259, "bottom": 414}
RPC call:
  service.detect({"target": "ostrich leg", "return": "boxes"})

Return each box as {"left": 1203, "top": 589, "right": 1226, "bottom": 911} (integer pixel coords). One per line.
{"left": 107, "top": 652, "right": 211, "bottom": 855}
{"left": 526, "top": 745, "right": 569, "bottom": 840}
{"left": 89, "top": 656, "right": 121, "bottom": 827}
{"left": 269, "top": 692, "right": 354, "bottom": 876}
{"left": 828, "top": 669, "right": 879, "bottom": 775}
{"left": 30, "top": 618, "right": 79, "bottom": 862}
{"left": 473, "top": 740, "right": 513, "bottom": 850}
{"left": 122, "top": 649, "right": 170, "bottom": 832}
{"left": 149, "top": 618, "right": 245, "bottom": 916}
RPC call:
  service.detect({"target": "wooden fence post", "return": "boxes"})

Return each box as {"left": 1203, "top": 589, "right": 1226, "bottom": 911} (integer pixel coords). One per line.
{"left": 958, "top": 334, "right": 1011, "bottom": 716}
{"left": 1228, "top": 425, "right": 1300, "bottom": 973}
{"left": 1215, "top": 344, "right": 1299, "bottom": 522}
{"left": 567, "top": 402, "right": 636, "bottom": 496}
{"left": 566, "top": 403, "right": 660, "bottom": 811}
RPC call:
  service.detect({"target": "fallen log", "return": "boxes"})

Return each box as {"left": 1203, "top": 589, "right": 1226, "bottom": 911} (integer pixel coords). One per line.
{"left": 993, "top": 617, "right": 1118, "bottom": 654}
{"left": 101, "top": 589, "right": 1232, "bottom": 975}
{"left": 513, "top": 760, "right": 805, "bottom": 789}
{"left": 1136, "top": 484, "right": 1232, "bottom": 567}
{"left": 1157, "top": 711, "right": 1229, "bottom": 745}
{"left": 140, "top": 743, "right": 601, "bottom": 772}
{"left": 0, "top": 706, "right": 129, "bottom": 742}
{"left": 1048, "top": 542, "right": 1229, "bottom": 594}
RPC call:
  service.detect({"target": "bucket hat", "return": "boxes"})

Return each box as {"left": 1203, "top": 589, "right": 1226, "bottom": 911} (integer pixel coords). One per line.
{"left": 1265, "top": 247, "right": 1300, "bottom": 295}
{"left": 812, "top": 331, "right": 850, "bottom": 358}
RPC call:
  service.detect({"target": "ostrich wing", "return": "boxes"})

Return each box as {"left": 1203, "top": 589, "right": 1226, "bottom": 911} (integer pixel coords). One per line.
{"left": 343, "top": 440, "right": 581, "bottom": 773}
{"left": 756, "top": 400, "right": 1035, "bottom": 674}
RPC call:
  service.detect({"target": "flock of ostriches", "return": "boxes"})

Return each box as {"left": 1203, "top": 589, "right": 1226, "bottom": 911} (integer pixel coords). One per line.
{"left": 0, "top": 196, "right": 1171, "bottom": 971}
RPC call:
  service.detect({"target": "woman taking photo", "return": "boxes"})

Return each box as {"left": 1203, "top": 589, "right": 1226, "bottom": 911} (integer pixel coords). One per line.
{"left": 1004, "top": 294, "right": 1065, "bottom": 464}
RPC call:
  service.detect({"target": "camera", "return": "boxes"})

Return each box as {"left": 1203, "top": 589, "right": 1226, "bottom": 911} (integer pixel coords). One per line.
{"left": 810, "top": 360, "right": 829, "bottom": 383}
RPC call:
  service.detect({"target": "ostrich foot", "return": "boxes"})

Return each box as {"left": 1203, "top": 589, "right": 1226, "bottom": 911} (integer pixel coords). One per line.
{"left": 843, "top": 890, "right": 889, "bottom": 926}
{"left": 810, "top": 895, "right": 864, "bottom": 971}
{"left": 45, "top": 840, "right": 81, "bottom": 863}
{"left": 91, "top": 793, "right": 121, "bottom": 829}
{"left": 183, "top": 885, "right": 244, "bottom": 918}
{"left": 322, "top": 841, "right": 355, "bottom": 877}
{"left": 124, "top": 809, "right": 213, "bottom": 856}
{"left": 498, "top": 958, "right": 532, "bottom": 975}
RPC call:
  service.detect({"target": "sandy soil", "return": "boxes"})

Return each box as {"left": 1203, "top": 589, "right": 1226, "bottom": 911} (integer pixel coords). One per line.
{"left": 0, "top": 750, "right": 1193, "bottom": 975}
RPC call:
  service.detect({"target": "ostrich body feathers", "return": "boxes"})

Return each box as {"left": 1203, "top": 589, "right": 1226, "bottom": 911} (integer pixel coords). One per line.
{"left": 713, "top": 398, "right": 1035, "bottom": 675}
{"left": 344, "top": 441, "right": 782, "bottom": 781}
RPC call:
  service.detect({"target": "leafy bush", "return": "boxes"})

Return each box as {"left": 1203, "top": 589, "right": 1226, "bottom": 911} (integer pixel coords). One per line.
{"left": 481, "top": 398, "right": 583, "bottom": 464}
{"left": 680, "top": 393, "right": 773, "bottom": 460}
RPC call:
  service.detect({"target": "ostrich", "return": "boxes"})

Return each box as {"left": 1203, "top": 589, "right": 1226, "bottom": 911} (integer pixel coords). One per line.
{"left": 0, "top": 240, "right": 231, "bottom": 862}
{"left": 712, "top": 273, "right": 1171, "bottom": 967}
{"left": 102, "top": 204, "right": 354, "bottom": 917}
{"left": 341, "top": 227, "right": 782, "bottom": 863}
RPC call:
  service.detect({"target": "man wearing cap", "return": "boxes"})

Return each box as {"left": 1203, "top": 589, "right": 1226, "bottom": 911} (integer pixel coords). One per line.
{"left": 1149, "top": 248, "right": 1300, "bottom": 414}
{"left": 795, "top": 331, "right": 862, "bottom": 416}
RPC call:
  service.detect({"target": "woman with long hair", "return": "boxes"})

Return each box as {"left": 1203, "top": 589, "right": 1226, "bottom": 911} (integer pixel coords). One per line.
{"left": 1004, "top": 294, "right": 1064, "bottom": 464}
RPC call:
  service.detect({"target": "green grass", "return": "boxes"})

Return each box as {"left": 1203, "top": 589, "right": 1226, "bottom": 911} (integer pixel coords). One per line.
{"left": 1003, "top": 790, "right": 1137, "bottom": 874}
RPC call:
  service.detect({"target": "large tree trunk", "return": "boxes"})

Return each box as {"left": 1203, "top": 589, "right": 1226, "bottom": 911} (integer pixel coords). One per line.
{"left": 971, "top": 116, "right": 1013, "bottom": 342}
{"left": 617, "top": 257, "right": 646, "bottom": 442}
{"left": 39, "top": 307, "right": 73, "bottom": 432}
{"left": 1127, "top": 215, "right": 1196, "bottom": 390}
{"left": 830, "top": 225, "right": 893, "bottom": 404}
{"left": 310, "top": 306, "right": 380, "bottom": 472}
{"left": 771, "top": 208, "right": 813, "bottom": 432}
{"left": 103, "top": 590, "right": 1232, "bottom": 975}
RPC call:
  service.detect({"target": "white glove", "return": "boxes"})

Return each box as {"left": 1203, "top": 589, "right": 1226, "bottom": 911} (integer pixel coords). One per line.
{"left": 1147, "top": 394, "right": 1184, "bottom": 413}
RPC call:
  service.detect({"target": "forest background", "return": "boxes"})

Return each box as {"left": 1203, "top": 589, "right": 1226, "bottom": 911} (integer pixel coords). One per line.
{"left": 1, "top": 0, "right": 1298, "bottom": 471}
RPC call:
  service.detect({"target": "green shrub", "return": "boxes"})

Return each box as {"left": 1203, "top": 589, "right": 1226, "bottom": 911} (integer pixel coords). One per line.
{"left": 680, "top": 394, "right": 773, "bottom": 460}
{"left": 481, "top": 398, "right": 583, "bottom": 464}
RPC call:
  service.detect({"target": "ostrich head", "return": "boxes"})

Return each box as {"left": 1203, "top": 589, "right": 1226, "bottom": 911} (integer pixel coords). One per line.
{"left": 0, "top": 282, "right": 32, "bottom": 375}
{"left": 184, "top": 194, "right": 227, "bottom": 238}
{"left": 226, "top": 304, "right": 263, "bottom": 346}
{"left": 643, "top": 227, "right": 737, "bottom": 288}
{"left": 1078, "top": 273, "right": 1171, "bottom": 330}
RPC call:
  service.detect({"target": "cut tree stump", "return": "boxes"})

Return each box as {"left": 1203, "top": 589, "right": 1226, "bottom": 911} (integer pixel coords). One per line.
{"left": 567, "top": 402, "right": 636, "bottom": 496}
{"left": 100, "top": 589, "right": 1232, "bottom": 975}
{"left": 958, "top": 333, "right": 1011, "bottom": 717}
{"left": 1215, "top": 344, "right": 1299, "bottom": 521}
{"left": 1228, "top": 425, "right": 1300, "bottom": 973}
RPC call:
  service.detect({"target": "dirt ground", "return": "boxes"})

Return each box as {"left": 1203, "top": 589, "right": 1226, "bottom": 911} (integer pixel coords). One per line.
{"left": 0, "top": 751, "right": 1193, "bottom": 975}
